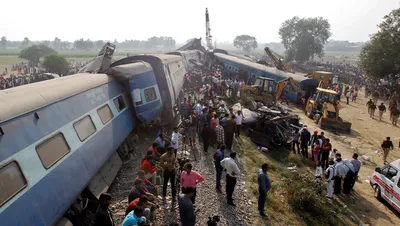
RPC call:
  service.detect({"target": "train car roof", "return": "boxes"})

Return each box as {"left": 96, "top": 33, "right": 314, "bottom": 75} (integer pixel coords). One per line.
{"left": 167, "top": 50, "right": 201, "bottom": 55}
{"left": 108, "top": 61, "right": 153, "bottom": 81}
{"left": 214, "top": 52, "right": 308, "bottom": 83}
{"left": 111, "top": 54, "right": 183, "bottom": 67}
{"left": 313, "top": 71, "right": 333, "bottom": 75}
{"left": 0, "top": 73, "right": 113, "bottom": 123}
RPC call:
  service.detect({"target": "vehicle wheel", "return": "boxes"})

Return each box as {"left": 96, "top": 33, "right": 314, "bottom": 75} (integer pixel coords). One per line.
{"left": 374, "top": 185, "right": 382, "bottom": 201}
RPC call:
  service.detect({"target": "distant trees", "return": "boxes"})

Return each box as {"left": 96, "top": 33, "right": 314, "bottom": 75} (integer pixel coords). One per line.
{"left": 21, "top": 37, "right": 31, "bottom": 48}
{"left": 358, "top": 8, "right": 400, "bottom": 80}
{"left": 19, "top": 45, "right": 56, "bottom": 63}
{"left": 73, "top": 38, "right": 94, "bottom": 50}
{"left": 0, "top": 36, "right": 7, "bottom": 49}
{"left": 233, "top": 35, "right": 258, "bottom": 53}
{"left": 145, "top": 36, "right": 176, "bottom": 49}
{"left": 43, "top": 54, "right": 70, "bottom": 75}
{"left": 279, "top": 16, "right": 331, "bottom": 63}
{"left": 53, "top": 37, "right": 61, "bottom": 50}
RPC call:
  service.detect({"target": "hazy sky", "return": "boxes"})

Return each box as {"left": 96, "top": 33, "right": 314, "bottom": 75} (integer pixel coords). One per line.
{"left": 1, "top": 0, "right": 399, "bottom": 43}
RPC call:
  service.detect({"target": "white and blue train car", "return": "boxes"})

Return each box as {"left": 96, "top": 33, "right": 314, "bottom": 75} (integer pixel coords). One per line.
{"left": 214, "top": 52, "right": 319, "bottom": 102}
{"left": 167, "top": 50, "right": 203, "bottom": 72}
{"left": 0, "top": 73, "right": 135, "bottom": 226}
{"left": 110, "top": 54, "right": 187, "bottom": 126}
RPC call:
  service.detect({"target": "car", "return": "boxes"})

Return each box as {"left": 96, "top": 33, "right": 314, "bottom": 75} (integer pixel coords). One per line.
{"left": 369, "top": 159, "right": 400, "bottom": 213}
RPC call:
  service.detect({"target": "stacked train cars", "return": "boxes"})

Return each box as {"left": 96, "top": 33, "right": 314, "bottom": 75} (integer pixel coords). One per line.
{"left": 0, "top": 49, "right": 198, "bottom": 225}
{"left": 213, "top": 52, "right": 319, "bottom": 102}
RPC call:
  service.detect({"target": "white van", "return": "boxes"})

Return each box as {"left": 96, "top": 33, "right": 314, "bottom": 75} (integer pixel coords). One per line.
{"left": 369, "top": 159, "right": 400, "bottom": 213}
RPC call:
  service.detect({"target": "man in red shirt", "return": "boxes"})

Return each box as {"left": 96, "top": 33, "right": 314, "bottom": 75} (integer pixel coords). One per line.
{"left": 125, "top": 195, "right": 157, "bottom": 219}
{"left": 140, "top": 155, "right": 157, "bottom": 184}
{"left": 134, "top": 170, "right": 157, "bottom": 195}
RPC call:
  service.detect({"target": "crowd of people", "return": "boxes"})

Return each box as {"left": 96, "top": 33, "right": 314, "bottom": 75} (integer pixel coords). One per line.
{"left": 0, "top": 60, "right": 90, "bottom": 90}
{"left": 292, "top": 126, "right": 362, "bottom": 197}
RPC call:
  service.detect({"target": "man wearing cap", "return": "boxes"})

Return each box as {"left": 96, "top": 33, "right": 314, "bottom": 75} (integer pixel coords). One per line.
{"left": 221, "top": 152, "right": 240, "bottom": 206}
{"left": 94, "top": 193, "right": 115, "bottom": 226}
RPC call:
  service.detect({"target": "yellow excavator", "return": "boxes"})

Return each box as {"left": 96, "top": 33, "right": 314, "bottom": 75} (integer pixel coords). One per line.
{"left": 305, "top": 85, "right": 352, "bottom": 133}
{"left": 244, "top": 76, "right": 300, "bottom": 105}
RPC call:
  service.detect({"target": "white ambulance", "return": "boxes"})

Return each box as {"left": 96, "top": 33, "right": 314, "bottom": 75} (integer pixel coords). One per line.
{"left": 369, "top": 159, "right": 400, "bottom": 213}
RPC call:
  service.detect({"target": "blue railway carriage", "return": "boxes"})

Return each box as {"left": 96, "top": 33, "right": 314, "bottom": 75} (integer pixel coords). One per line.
{"left": 167, "top": 50, "right": 203, "bottom": 71}
{"left": 108, "top": 61, "right": 163, "bottom": 125}
{"left": 214, "top": 52, "right": 318, "bottom": 102}
{"left": 0, "top": 73, "right": 135, "bottom": 226}
{"left": 110, "top": 54, "right": 187, "bottom": 125}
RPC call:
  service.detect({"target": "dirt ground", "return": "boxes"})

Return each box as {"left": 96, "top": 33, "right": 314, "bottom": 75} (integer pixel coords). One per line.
{"left": 292, "top": 88, "right": 400, "bottom": 225}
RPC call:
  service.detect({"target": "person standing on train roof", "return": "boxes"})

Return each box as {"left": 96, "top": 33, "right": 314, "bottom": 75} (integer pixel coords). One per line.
{"left": 94, "top": 193, "right": 115, "bottom": 226}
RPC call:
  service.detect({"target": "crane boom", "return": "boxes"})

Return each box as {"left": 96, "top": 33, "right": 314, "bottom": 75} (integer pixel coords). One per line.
{"left": 264, "top": 47, "right": 287, "bottom": 71}
{"left": 205, "top": 8, "right": 213, "bottom": 50}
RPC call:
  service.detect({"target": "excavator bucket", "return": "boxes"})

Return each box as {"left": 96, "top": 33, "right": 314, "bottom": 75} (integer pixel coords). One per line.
{"left": 319, "top": 117, "right": 352, "bottom": 133}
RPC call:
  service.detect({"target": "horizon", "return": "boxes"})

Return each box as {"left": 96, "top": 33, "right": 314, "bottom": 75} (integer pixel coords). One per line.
{"left": 1, "top": 0, "right": 399, "bottom": 43}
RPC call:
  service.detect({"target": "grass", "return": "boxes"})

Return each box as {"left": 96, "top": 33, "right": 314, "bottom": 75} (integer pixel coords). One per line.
{"left": 236, "top": 136, "right": 355, "bottom": 226}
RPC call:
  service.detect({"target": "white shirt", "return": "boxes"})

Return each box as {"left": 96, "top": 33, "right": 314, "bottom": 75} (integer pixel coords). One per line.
{"left": 220, "top": 157, "right": 240, "bottom": 177}
{"left": 325, "top": 165, "right": 334, "bottom": 181}
{"left": 194, "top": 104, "right": 202, "bottom": 115}
{"left": 171, "top": 131, "right": 182, "bottom": 149}
{"left": 315, "top": 166, "right": 323, "bottom": 177}
{"left": 236, "top": 114, "right": 243, "bottom": 125}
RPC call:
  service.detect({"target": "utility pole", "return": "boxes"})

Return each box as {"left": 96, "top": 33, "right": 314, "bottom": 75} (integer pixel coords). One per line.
{"left": 205, "top": 8, "right": 213, "bottom": 50}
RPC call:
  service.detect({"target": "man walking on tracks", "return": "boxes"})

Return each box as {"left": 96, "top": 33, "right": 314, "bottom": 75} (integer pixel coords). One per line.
{"left": 381, "top": 137, "right": 394, "bottom": 164}
{"left": 188, "top": 111, "right": 198, "bottom": 146}
{"left": 160, "top": 147, "right": 177, "bottom": 208}
{"left": 378, "top": 103, "right": 386, "bottom": 121}
{"left": 214, "top": 145, "right": 226, "bottom": 193}
{"left": 221, "top": 152, "right": 240, "bottom": 206}
{"left": 258, "top": 163, "right": 271, "bottom": 217}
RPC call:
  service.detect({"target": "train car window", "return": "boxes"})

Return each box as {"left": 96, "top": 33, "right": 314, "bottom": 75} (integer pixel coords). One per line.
{"left": 36, "top": 133, "right": 70, "bottom": 169}
{"left": 97, "top": 104, "right": 114, "bottom": 125}
{"left": 144, "top": 87, "right": 157, "bottom": 102}
{"left": 0, "top": 161, "right": 27, "bottom": 207}
{"left": 74, "top": 116, "right": 96, "bottom": 142}
{"left": 113, "top": 95, "right": 126, "bottom": 112}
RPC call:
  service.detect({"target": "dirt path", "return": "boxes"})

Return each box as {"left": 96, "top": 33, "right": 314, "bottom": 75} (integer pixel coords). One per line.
{"left": 292, "top": 90, "right": 400, "bottom": 226}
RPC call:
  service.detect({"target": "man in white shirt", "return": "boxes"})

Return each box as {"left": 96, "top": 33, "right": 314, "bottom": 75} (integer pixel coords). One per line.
{"left": 220, "top": 152, "right": 240, "bottom": 206}
{"left": 325, "top": 160, "right": 335, "bottom": 198}
{"left": 334, "top": 157, "right": 346, "bottom": 195}
{"left": 171, "top": 127, "right": 182, "bottom": 157}
{"left": 235, "top": 110, "right": 243, "bottom": 137}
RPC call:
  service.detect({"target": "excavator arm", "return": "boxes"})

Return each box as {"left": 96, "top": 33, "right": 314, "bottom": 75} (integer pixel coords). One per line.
{"left": 275, "top": 77, "right": 300, "bottom": 101}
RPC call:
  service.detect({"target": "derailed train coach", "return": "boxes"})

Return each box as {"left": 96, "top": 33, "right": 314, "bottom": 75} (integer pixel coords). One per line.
{"left": 167, "top": 50, "right": 204, "bottom": 72}
{"left": 213, "top": 52, "right": 319, "bottom": 102}
{"left": 0, "top": 43, "right": 191, "bottom": 226}
{"left": 0, "top": 73, "right": 135, "bottom": 226}
{"left": 109, "top": 54, "right": 187, "bottom": 126}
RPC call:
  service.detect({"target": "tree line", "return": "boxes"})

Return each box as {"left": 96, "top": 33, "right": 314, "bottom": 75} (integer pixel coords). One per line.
{"left": 0, "top": 36, "right": 176, "bottom": 50}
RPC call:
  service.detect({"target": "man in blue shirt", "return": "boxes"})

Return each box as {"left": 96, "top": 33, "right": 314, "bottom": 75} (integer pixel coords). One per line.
{"left": 178, "top": 187, "right": 196, "bottom": 226}
{"left": 213, "top": 145, "right": 226, "bottom": 193}
{"left": 122, "top": 206, "right": 145, "bottom": 226}
{"left": 258, "top": 163, "right": 271, "bottom": 217}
